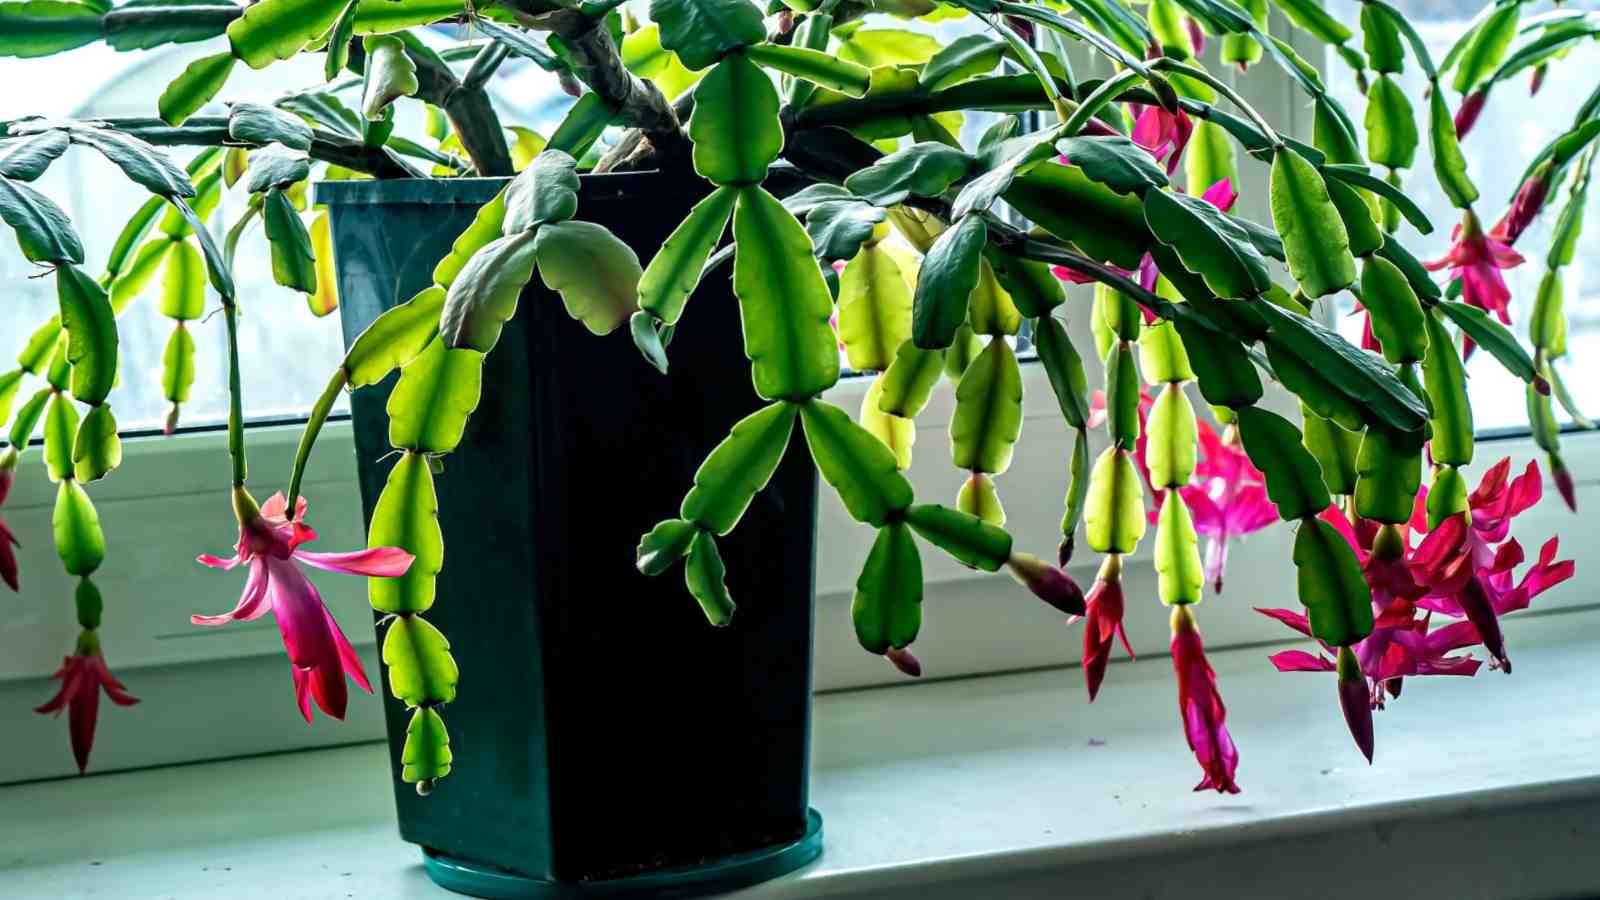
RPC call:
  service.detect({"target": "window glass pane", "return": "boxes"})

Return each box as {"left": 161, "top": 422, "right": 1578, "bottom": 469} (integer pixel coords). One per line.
{"left": 1324, "top": 0, "right": 1600, "bottom": 431}
{"left": 0, "top": 36, "right": 576, "bottom": 433}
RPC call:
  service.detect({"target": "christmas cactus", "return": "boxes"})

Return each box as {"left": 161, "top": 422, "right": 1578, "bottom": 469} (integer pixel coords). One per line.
{"left": 0, "top": 0, "right": 1583, "bottom": 794}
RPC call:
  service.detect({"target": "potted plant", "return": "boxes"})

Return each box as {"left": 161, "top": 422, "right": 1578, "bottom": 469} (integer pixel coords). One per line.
{"left": 0, "top": 0, "right": 1584, "bottom": 895}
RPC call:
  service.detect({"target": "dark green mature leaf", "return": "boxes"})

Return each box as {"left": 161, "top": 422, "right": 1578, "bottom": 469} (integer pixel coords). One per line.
{"left": 986, "top": 249, "right": 1062, "bottom": 317}
{"left": 53, "top": 479, "right": 105, "bottom": 577}
{"left": 1235, "top": 405, "right": 1329, "bottom": 519}
{"left": 1301, "top": 405, "right": 1360, "bottom": 495}
{"left": 0, "top": 1, "right": 105, "bottom": 58}
{"left": 1006, "top": 163, "right": 1151, "bottom": 269}
{"left": 440, "top": 230, "right": 538, "bottom": 352}
{"left": 649, "top": 0, "right": 765, "bottom": 70}
{"left": 920, "top": 33, "right": 1006, "bottom": 90}
{"left": 1359, "top": 255, "right": 1426, "bottom": 364}
{"left": 853, "top": 522, "right": 922, "bottom": 654}
{"left": 229, "top": 101, "right": 315, "bottom": 151}
{"left": 1375, "top": 238, "right": 1440, "bottom": 301}
{"left": 400, "top": 707, "right": 451, "bottom": 784}
{"left": 56, "top": 265, "right": 117, "bottom": 406}
{"left": 1033, "top": 314, "right": 1090, "bottom": 428}
{"left": 1270, "top": 145, "right": 1355, "bottom": 298}
{"left": 1322, "top": 163, "right": 1431, "bottom": 234}
{"left": 367, "top": 451, "right": 442, "bottom": 613}
{"left": 951, "top": 337, "right": 1022, "bottom": 474}
{"left": 159, "top": 51, "right": 235, "bottom": 126}
{"left": 1257, "top": 302, "right": 1427, "bottom": 432}
{"left": 903, "top": 502, "right": 1012, "bottom": 571}
{"left": 68, "top": 125, "right": 195, "bottom": 198}
{"left": 1422, "top": 309, "right": 1473, "bottom": 466}
{"left": 104, "top": 0, "right": 237, "bottom": 50}
{"left": 387, "top": 336, "right": 485, "bottom": 454}
{"left": 1428, "top": 88, "right": 1478, "bottom": 208}
{"left": 951, "top": 126, "right": 1058, "bottom": 218}
{"left": 912, "top": 214, "right": 986, "bottom": 350}
{"left": 72, "top": 403, "right": 120, "bottom": 482}
{"left": 807, "top": 200, "right": 886, "bottom": 262}
{"left": 684, "top": 529, "right": 734, "bottom": 624}
{"left": 878, "top": 339, "right": 944, "bottom": 418}
{"left": 169, "top": 197, "right": 234, "bottom": 299}
{"left": 383, "top": 614, "right": 457, "bottom": 706}
{"left": 732, "top": 185, "right": 839, "bottom": 400}
{"left": 0, "top": 173, "right": 82, "bottom": 263}
{"left": 746, "top": 43, "right": 869, "bottom": 96}
{"left": 844, "top": 142, "right": 975, "bottom": 206}
{"left": 324, "top": 0, "right": 358, "bottom": 81}
{"left": 1084, "top": 445, "right": 1145, "bottom": 554}
{"left": 1144, "top": 188, "right": 1271, "bottom": 298}
{"left": 1057, "top": 135, "right": 1168, "bottom": 196}
{"left": 535, "top": 221, "right": 641, "bottom": 336}
{"left": 1264, "top": 340, "right": 1366, "bottom": 431}
{"left": 688, "top": 51, "right": 782, "bottom": 186}
{"left": 1436, "top": 300, "right": 1542, "bottom": 388}
{"left": 1170, "top": 316, "right": 1263, "bottom": 409}
{"left": 1293, "top": 518, "right": 1374, "bottom": 646}
{"left": 262, "top": 188, "right": 316, "bottom": 294}
{"left": 636, "top": 518, "right": 698, "bottom": 576}
{"left": 678, "top": 398, "right": 796, "bottom": 531}
{"left": 799, "top": 398, "right": 913, "bottom": 527}
{"left": 244, "top": 146, "right": 310, "bottom": 193}
{"left": 0, "top": 130, "right": 69, "bottom": 181}
{"left": 227, "top": 0, "right": 345, "bottom": 69}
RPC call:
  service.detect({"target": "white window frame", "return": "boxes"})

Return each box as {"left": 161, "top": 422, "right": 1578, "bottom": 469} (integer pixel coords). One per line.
{"left": 4, "top": 19, "right": 1597, "bottom": 784}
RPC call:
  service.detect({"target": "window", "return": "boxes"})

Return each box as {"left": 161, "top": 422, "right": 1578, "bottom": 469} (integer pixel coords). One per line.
{"left": 1324, "top": 0, "right": 1600, "bottom": 431}
{"left": 0, "top": 34, "right": 578, "bottom": 432}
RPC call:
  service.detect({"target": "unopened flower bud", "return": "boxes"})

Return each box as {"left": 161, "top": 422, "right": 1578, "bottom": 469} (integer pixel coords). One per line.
{"left": 1337, "top": 646, "right": 1374, "bottom": 763}
{"left": 885, "top": 647, "right": 921, "bottom": 678}
{"left": 1454, "top": 89, "right": 1488, "bottom": 139}
{"left": 1007, "top": 552, "right": 1086, "bottom": 616}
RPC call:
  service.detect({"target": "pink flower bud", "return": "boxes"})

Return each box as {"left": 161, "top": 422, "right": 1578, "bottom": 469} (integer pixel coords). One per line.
{"left": 1551, "top": 456, "right": 1577, "bottom": 512}
{"left": 1336, "top": 646, "right": 1374, "bottom": 763}
{"left": 1530, "top": 64, "right": 1547, "bottom": 96}
{"left": 1454, "top": 89, "right": 1488, "bottom": 139}
{"left": 885, "top": 647, "right": 921, "bottom": 678}
{"left": 1007, "top": 552, "right": 1086, "bottom": 616}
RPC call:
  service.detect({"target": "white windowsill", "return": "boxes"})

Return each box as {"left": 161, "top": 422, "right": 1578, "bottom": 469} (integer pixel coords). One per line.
{"left": 5, "top": 605, "right": 1598, "bottom": 900}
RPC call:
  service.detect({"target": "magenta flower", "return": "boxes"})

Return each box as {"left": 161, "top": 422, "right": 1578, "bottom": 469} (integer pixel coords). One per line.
{"left": 1425, "top": 210, "right": 1524, "bottom": 352}
{"left": 194, "top": 488, "right": 414, "bottom": 722}
{"left": 0, "top": 449, "right": 18, "bottom": 592}
{"left": 1454, "top": 89, "right": 1488, "bottom": 139}
{"left": 34, "top": 631, "right": 139, "bottom": 774}
{"left": 1185, "top": 17, "right": 1207, "bottom": 56}
{"left": 1550, "top": 455, "right": 1576, "bottom": 512}
{"left": 1177, "top": 425, "right": 1278, "bottom": 593}
{"left": 1072, "top": 571, "right": 1131, "bottom": 701}
{"left": 1199, "top": 177, "right": 1238, "bottom": 213}
{"left": 1170, "top": 604, "right": 1240, "bottom": 793}
{"left": 1490, "top": 164, "right": 1553, "bottom": 245}
{"left": 1335, "top": 645, "right": 1374, "bottom": 763}
{"left": 1409, "top": 459, "right": 1570, "bottom": 673}
{"left": 1131, "top": 104, "right": 1194, "bottom": 175}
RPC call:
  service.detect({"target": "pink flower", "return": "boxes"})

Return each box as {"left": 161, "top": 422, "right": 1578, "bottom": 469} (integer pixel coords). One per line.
{"left": 1200, "top": 177, "right": 1237, "bottom": 213}
{"left": 1490, "top": 164, "right": 1553, "bottom": 245}
{"left": 1336, "top": 645, "right": 1374, "bottom": 763}
{"left": 1131, "top": 105, "right": 1194, "bottom": 175}
{"left": 194, "top": 488, "right": 414, "bottom": 722}
{"left": 1176, "top": 425, "right": 1278, "bottom": 593}
{"left": 1425, "top": 210, "right": 1524, "bottom": 352}
{"left": 1454, "top": 89, "right": 1488, "bottom": 139}
{"left": 0, "top": 449, "right": 18, "bottom": 592}
{"left": 1170, "top": 605, "right": 1240, "bottom": 793}
{"left": 34, "top": 632, "right": 139, "bottom": 774}
{"left": 1073, "top": 572, "right": 1131, "bottom": 701}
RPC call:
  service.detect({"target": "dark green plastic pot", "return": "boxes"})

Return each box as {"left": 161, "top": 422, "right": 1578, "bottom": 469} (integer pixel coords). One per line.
{"left": 317, "top": 175, "right": 823, "bottom": 898}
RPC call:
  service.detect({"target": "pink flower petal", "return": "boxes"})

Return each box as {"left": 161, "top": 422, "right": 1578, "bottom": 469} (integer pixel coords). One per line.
{"left": 191, "top": 559, "right": 271, "bottom": 625}
{"left": 295, "top": 546, "right": 415, "bottom": 578}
